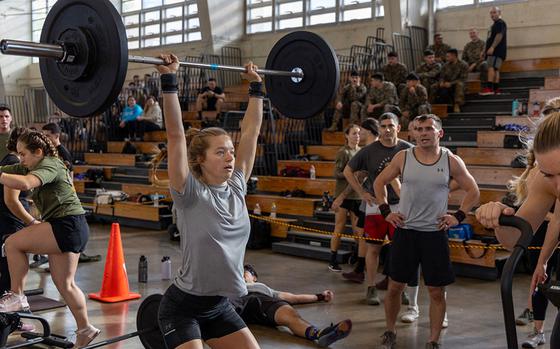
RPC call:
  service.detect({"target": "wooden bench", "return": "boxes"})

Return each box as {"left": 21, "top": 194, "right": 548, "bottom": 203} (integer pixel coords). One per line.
{"left": 113, "top": 201, "right": 166, "bottom": 221}
{"left": 449, "top": 238, "right": 509, "bottom": 268}
{"left": 245, "top": 194, "right": 320, "bottom": 217}
{"left": 277, "top": 160, "right": 335, "bottom": 178}
{"left": 467, "top": 165, "right": 524, "bottom": 187}
{"left": 457, "top": 147, "right": 521, "bottom": 166}
{"left": 74, "top": 165, "right": 116, "bottom": 178}
{"left": 107, "top": 141, "right": 161, "bottom": 154}
{"left": 495, "top": 115, "right": 539, "bottom": 128}
{"left": 432, "top": 104, "right": 449, "bottom": 118}
{"left": 121, "top": 183, "right": 171, "bottom": 197}
{"left": 321, "top": 131, "right": 410, "bottom": 146}
{"left": 466, "top": 80, "right": 481, "bottom": 95}
{"left": 144, "top": 130, "right": 167, "bottom": 142}
{"left": 73, "top": 179, "right": 93, "bottom": 193}
{"left": 530, "top": 88, "right": 560, "bottom": 105}
{"left": 269, "top": 217, "right": 298, "bottom": 238}
{"left": 182, "top": 111, "right": 198, "bottom": 120}
{"left": 545, "top": 76, "right": 560, "bottom": 90}
{"left": 501, "top": 57, "right": 560, "bottom": 73}
{"left": 300, "top": 145, "right": 339, "bottom": 161}
{"left": 257, "top": 176, "right": 335, "bottom": 196}
{"left": 84, "top": 153, "right": 136, "bottom": 167}
{"left": 448, "top": 187, "right": 507, "bottom": 207}
{"left": 476, "top": 131, "right": 520, "bottom": 148}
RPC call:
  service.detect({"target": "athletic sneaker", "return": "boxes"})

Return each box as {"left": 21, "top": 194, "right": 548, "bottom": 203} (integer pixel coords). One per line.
{"left": 401, "top": 292, "right": 410, "bottom": 305}
{"left": 380, "top": 330, "right": 397, "bottom": 348}
{"left": 479, "top": 87, "right": 494, "bottom": 96}
{"left": 442, "top": 313, "right": 449, "bottom": 329}
{"left": 521, "top": 329, "right": 545, "bottom": 348}
{"left": 401, "top": 306, "right": 420, "bottom": 323}
{"left": 366, "top": 286, "right": 380, "bottom": 305}
{"left": 29, "top": 255, "right": 49, "bottom": 268}
{"left": 516, "top": 308, "right": 534, "bottom": 326}
{"left": 316, "top": 319, "right": 352, "bottom": 347}
{"left": 328, "top": 263, "right": 342, "bottom": 272}
{"left": 425, "top": 341, "right": 441, "bottom": 349}
{"left": 0, "top": 292, "right": 30, "bottom": 312}
{"left": 74, "top": 324, "right": 101, "bottom": 348}
{"left": 341, "top": 270, "right": 364, "bottom": 283}
{"left": 79, "top": 253, "right": 102, "bottom": 263}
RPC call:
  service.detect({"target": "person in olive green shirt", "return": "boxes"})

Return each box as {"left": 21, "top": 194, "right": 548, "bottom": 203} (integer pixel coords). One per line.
{"left": 0, "top": 130, "right": 100, "bottom": 347}
{"left": 328, "top": 124, "right": 362, "bottom": 272}
{"left": 0, "top": 105, "right": 14, "bottom": 162}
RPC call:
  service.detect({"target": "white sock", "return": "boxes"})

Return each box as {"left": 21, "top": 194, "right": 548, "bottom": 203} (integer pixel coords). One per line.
{"left": 408, "top": 286, "right": 419, "bottom": 307}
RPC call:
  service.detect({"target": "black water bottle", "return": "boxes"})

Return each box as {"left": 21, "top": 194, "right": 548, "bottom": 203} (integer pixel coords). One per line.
{"left": 138, "top": 255, "right": 148, "bottom": 283}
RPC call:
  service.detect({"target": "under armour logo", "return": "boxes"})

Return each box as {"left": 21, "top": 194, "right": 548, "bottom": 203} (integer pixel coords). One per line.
{"left": 437, "top": 168, "right": 444, "bottom": 172}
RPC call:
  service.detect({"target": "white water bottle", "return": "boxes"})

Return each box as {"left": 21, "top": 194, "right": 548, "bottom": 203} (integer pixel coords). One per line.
{"left": 254, "top": 203, "right": 262, "bottom": 215}
{"left": 270, "top": 202, "right": 277, "bottom": 218}
{"left": 161, "top": 256, "right": 172, "bottom": 280}
{"left": 154, "top": 192, "right": 159, "bottom": 206}
{"left": 309, "top": 165, "right": 316, "bottom": 179}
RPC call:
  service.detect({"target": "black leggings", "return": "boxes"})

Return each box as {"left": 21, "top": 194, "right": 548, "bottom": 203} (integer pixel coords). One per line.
{"left": 529, "top": 221, "right": 559, "bottom": 321}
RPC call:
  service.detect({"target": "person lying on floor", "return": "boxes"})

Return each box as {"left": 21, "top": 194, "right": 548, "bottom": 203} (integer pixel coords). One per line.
{"left": 230, "top": 264, "right": 352, "bottom": 347}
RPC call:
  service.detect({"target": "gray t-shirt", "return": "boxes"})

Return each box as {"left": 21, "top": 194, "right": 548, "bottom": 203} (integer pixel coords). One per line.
{"left": 171, "top": 169, "right": 250, "bottom": 299}
{"left": 347, "top": 140, "right": 412, "bottom": 206}
{"left": 246, "top": 282, "right": 280, "bottom": 298}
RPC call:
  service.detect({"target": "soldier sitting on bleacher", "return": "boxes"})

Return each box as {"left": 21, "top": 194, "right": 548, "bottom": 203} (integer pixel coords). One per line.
{"left": 429, "top": 49, "right": 469, "bottom": 114}
{"left": 327, "top": 71, "right": 367, "bottom": 132}
{"left": 196, "top": 78, "right": 226, "bottom": 120}
{"left": 362, "top": 73, "right": 400, "bottom": 120}
{"left": 462, "top": 28, "right": 488, "bottom": 82}
{"left": 399, "top": 73, "right": 431, "bottom": 130}
{"left": 382, "top": 51, "right": 408, "bottom": 97}
{"left": 416, "top": 50, "right": 441, "bottom": 99}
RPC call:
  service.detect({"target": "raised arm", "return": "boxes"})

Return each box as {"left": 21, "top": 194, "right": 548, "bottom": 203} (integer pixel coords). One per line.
{"left": 234, "top": 62, "right": 264, "bottom": 181}
{"left": 156, "top": 54, "right": 187, "bottom": 193}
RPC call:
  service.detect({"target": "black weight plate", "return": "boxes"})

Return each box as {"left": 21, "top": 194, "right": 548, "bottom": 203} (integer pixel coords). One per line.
{"left": 40, "top": 0, "right": 128, "bottom": 118}
{"left": 265, "top": 31, "right": 339, "bottom": 119}
{"left": 137, "top": 294, "right": 165, "bottom": 349}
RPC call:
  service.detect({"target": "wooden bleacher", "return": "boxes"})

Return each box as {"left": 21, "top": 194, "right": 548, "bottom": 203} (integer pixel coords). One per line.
{"left": 107, "top": 141, "right": 161, "bottom": 154}
{"left": 457, "top": 147, "right": 521, "bottom": 166}
{"left": 495, "top": 115, "right": 539, "bottom": 128}
{"left": 501, "top": 57, "right": 560, "bottom": 73}
{"left": 257, "top": 176, "right": 335, "bottom": 196}
{"left": 245, "top": 194, "right": 319, "bottom": 217}
{"left": 84, "top": 153, "right": 136, "bottom": 167}
{"left": 277, "top": 160, "right": 335, "bottom": 178}
{"left": 476, "top": 131, "right": 519, "bottom": 148}
{"left": 545, "top": 76, "right": 560, "bottom": 90}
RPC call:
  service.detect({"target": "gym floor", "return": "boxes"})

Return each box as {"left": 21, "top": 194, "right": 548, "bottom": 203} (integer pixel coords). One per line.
{"left": 10, "top": 223, "right": 556, "bottom": 348}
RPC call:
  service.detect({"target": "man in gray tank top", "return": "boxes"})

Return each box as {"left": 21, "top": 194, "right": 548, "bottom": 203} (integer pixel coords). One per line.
{"left": 374, "top": 114, "right": 479, "bottom": 349}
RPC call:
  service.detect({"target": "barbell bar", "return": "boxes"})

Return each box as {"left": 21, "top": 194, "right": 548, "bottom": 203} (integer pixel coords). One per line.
{"left": 0, "top": 0, "right": 339, "bottom": 119}
{"left": 0, "top": 40, "right": 305, "bottom": 80}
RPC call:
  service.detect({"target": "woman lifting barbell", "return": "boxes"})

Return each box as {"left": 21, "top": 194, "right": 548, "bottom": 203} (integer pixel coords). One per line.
{"left": 155, "top": 54, "right": 262, "bottom": 349}
{"left": 0, "top": 129, "right": 99, "bottom": 347}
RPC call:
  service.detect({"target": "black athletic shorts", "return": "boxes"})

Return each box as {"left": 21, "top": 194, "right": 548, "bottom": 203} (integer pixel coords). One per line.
{"left": 234, "top": 293, "right": 290, "bottom": 327}
{"left": 47, "top": 214, "right": 89, "bottom": 253}
{"left": 340, "top": 199, "right": 362, "bottom": 217}
{"left": 389, "top": 228, "right": 455, "bottom": 287}
{"left": 158, "top": 284, "right": 246, "bottom": 347}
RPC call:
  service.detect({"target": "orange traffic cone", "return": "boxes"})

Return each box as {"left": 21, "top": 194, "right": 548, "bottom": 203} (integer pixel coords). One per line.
{"left": 89, "top": 223, "right": 141, "bottom": 303}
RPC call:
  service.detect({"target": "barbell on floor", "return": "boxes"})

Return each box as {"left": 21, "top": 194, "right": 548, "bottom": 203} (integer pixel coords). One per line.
{"left": 0, "top": 0, "right": 340, "bottom": 119}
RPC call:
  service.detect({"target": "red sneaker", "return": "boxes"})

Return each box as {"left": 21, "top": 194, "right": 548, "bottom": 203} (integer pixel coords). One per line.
{"left": 479, "top": 87, "right": 494, "bottom": 96}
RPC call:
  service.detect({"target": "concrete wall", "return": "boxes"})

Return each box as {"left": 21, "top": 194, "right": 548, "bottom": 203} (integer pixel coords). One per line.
{"left": 0, "top": 0, "right": 32, "bottom": 95}
{"left": 435, "top": 0, "right": 560, "bottom": 60}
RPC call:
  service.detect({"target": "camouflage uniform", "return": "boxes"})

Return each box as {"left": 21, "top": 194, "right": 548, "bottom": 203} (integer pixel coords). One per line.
{"left": 399, "top": 84, "right": 431, "bottom": 128}
{"left": 362, "top": 81, "right": 399, "bottom": 119}
{"left": 462, "top": 39, "right": 488, "bottom": 81}
{"left": 383, "top": 63, "right": 408, "bottom": 95}
{"left": 329, "top": 83, "right": 367, "bottom": 130}
{"left": 426, "top": 43, "right": 452, "bottom": 63}
{"left": 430, "top": 59, "right": 469, "bottom": 106}
{"left": 416, "top": 62, "right": 442, "bottom": 97}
